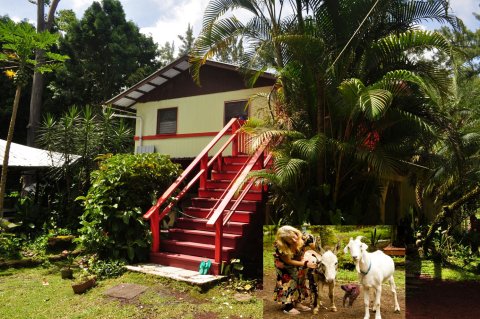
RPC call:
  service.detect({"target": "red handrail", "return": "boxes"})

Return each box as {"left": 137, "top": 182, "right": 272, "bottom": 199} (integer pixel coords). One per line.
{"left": 206, "top": 137, "right": 272, "bottom": 263}
{"left": 143, "top": 118, "right": 243, "bottom": 252}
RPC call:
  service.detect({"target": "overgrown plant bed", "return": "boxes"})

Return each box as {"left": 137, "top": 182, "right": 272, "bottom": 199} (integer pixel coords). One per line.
{"left": 0, "top": 249, "right": 84, "bottom": 269}
{"left": 0, "top": 266, "right": 262, "bottom": 319}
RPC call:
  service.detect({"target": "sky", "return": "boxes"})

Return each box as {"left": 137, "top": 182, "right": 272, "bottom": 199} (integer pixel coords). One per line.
{"left": 0, "top": 0, "right": 479, "bottom": 51}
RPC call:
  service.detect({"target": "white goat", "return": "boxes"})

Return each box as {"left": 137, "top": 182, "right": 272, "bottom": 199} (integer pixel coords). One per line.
{"left": 304, "top": 239, "right": 340, "bottom": 314}
{"left": 343, "top": 236, "right": 400, "bottom": 319}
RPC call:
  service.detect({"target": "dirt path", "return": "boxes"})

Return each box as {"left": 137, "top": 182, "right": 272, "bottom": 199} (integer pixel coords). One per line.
{"left": 406, "top": 276, "right": 480, "bottom": 319}
{"left": 258, "top": 268, "right": 406, "bottom": 319}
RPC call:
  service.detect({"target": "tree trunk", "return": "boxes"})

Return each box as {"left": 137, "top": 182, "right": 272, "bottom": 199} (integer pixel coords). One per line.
{"left": 0, "top": 86, "right": 22, "bottom": 218}
{"left": 27, "top": 64, "right": 45, "bottom": 147}
{"left": 27, "top": 0, "right": 60, "bottom": 147}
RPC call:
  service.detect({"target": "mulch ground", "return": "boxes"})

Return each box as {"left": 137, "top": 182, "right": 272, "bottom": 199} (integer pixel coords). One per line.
{"left": 406, "top": 276, "right": 480, "bottom": 319}
{"left": 258, "top": 268, "right": 406, "bottom": 319}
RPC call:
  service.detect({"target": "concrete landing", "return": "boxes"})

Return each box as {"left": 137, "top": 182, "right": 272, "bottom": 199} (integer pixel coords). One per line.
{"left": 125, "top": 264, "right": 225, "bottom": 286}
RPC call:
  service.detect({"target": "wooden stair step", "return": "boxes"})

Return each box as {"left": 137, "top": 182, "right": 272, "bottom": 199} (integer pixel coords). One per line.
{"left": 205, "top": 180, "right": 263, "bottom": 191}
{"left": 161, "top": 239, "right": 235, "bottom": 260}
{"left": 211, "top": 171, "right": 242, "bottom": 180}
{"left": 222, "top": 162, "right": 262, "bottom": 171}
{"left": 149, "top": 251, "right": 222, "bottom": 275}
{"left": 175, "top": 217, "right": 247, "bottom": 234}
{"left": 191, "top": 197, "right": 259, "bottom": 211}
{"left": 198, "top": 188, "right": 263, "bottom": 201}
{"left": 222, "top": 155, "right": 249, "bottom": 164}
{"left": 168, "top": 228, "right": 241, "bottom": 247}
{"left": 182, "top": 208, "right": 254, "bottom": 223}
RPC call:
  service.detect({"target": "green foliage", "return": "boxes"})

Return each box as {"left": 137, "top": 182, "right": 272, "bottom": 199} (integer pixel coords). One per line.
{"left": 0, "top": 19, "right": 68, "bottom": 85}
{"left": 87, "top": 256, "right": 126, "bottom": 280}
{"left": 77, "top": 153, "right": 181, "bottom": 261}
{"left": 0, "top": 233, "right": 22, "bottom": 260}
{"left": 36, "top": 106, "right": 133, "bottom": 229}
{"left": 49, "top": 0, "right": 160, "bottom": 107}
{"left": 177, "top": 23, "right": 195, "bottom": 56}
{"left": 194, "top": 0, "right": 463, "bottom": 224}
{"left": 369, "top": 227, "right": 381, "bottom": 249}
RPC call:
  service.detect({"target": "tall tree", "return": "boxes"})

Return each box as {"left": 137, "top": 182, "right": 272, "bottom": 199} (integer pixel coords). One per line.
{"left": 50, "top": 0, "right": 160, "bottom": 108}
{"left": 0, "top": 20, "right": 68, "bottom": 217}
{"left": 178, "top": 23, "right": 195, "bottom": 56}
{"left": 158, "top": 41, "right": 175, "bottom": 65}
{"left": 27, "top": 0, "right": 61, "bottom": 147}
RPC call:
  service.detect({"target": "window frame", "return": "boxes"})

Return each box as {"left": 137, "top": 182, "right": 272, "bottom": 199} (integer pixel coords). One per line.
{"left": 156, "top": 107, "right": 178, "bottom": 135}
{"left": 223, "top": 100, "right": 249, "bottom": 126}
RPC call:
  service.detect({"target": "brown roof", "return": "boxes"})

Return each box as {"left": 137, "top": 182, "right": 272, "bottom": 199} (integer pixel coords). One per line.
{"left": 104, "top": 55, "right": 276, "bottom": 109}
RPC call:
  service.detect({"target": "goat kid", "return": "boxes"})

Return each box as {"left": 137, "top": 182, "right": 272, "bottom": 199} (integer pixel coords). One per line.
{"left": 304, "top": 238, "right": 340, "bottom": 314}
{"left": 343, "top": 236, "right": 401, "bottom": 319}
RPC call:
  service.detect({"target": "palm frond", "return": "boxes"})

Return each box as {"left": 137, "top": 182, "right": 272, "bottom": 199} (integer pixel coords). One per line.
{"left": 292, "top": 134, "right": 326, "bottom": 162}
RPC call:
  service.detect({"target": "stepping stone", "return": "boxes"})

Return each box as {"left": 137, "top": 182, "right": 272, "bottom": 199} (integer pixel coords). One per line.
{"left": 104, "top": 283, "right": 148, "bottom": 300}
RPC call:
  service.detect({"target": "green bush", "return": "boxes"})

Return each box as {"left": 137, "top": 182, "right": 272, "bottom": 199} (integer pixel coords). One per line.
{"left": 77, "top": 153, "right": 181, "bottom": 261}
{"left": 0, "top": 233, "right": 22, "bottom": 260}
{"left": 87, "top": 256, "right": 126, "bottom": 280}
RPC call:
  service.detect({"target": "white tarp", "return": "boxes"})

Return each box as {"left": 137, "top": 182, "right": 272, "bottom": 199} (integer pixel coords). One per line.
{"left": 0, "top": 139, "right": 81, "bottom": 168}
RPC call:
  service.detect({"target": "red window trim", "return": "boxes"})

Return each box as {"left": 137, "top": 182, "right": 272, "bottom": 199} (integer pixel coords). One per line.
{"left": 134, "top": 131, "right": 233, "bottom": 141}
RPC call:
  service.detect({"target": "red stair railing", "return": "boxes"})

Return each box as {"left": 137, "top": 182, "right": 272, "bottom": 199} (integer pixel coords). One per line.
{"left": 206, "top": 137, "right": 273, "bottom": 264}
{"left": 143, "top": 118, "right": 245, "bottom": 252}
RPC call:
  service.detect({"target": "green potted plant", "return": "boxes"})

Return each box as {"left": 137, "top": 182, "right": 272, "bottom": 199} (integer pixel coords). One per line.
{"left": 71, "top": 271, "right": 96, "bottom": 294}
{"left": 60, "top": 255, "right": 74, "bottom": 279}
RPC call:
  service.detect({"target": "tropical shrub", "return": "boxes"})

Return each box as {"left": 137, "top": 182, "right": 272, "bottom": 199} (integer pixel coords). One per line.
{"left": 37, "top": 106, "right": 134, "bottom": 230}
{"left": 0, "top": 232, "right": 22, "bottom": 260}
{"left": 77, "top": 153, "right": 181, "bottom": 261}
{"left": 87, "top": 256, "right": 126, "bottom": 279}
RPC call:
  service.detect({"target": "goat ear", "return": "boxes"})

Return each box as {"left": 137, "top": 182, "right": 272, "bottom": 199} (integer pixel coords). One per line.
{"left": 361, "top": 243, "right": 368, "bottom": 252}
{"left": 315, "top": 236, "right": 322, "bottom": 250}
{"left": 333, "top": 241, "right": 341, "bottom": 254}
{"left": 355, "top": 235, "right": 364, "bottom": 242}
{"left": 343, "top": 243, "right": 349, "bottom": 254}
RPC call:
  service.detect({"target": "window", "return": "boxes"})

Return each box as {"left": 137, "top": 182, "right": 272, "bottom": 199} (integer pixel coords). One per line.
{"left": 157, "top": 108, "right": 177, "bottom": 134}
{"left": 224, "top": 100, "right": 248, "bottom": 125}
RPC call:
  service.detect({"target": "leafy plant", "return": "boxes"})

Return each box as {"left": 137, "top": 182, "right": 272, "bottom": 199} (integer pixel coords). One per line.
{"left": 87, "top": 257, "right": 126, "bottom": 280}
{"left": 77, "top": 153, "right": 181, "bottom": 261}
{"left": 369, "top": 227, "right": 382, "bottom": 250}
{"left": 0, "top": 232, "right": 22, "bottom": 260}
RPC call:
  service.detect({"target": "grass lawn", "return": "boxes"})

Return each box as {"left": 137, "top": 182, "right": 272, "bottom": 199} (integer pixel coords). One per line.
{"left": 408, "top": 259, "right": 480, "bottom": 281}
{"left": 0, "top": 265, "right": 262, "bottom": 319}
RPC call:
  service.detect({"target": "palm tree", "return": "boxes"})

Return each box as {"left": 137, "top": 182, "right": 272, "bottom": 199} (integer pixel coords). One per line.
{"left": 0, "top": 20, "right": 68, "bottom": 217}
{"left": 194, "top": 0, "right": 459, "bottom": 223}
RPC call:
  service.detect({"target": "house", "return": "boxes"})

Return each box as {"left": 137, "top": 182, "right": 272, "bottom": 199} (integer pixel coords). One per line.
{"left": 105, "top": 56, "right": 276, "bottom": 276}
{"left": 105, "top": 55, "right": 276, "bottom": 159}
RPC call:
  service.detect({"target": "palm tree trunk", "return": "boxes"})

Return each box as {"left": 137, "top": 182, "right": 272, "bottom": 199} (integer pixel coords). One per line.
{"left": 0, "top": 85, "right": 22, "bottom": 218}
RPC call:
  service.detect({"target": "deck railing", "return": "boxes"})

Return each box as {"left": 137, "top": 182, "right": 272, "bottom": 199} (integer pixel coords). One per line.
{"left": 143, "top": 118, "right": 247, "bottom": 252}
{"left": 206, "top": 136, "right": 272, "bottom": 264}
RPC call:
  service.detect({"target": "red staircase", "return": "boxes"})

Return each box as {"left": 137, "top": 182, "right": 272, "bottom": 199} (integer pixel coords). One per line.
{"left": 143, "top": 119, "right": 271, "bottom": 275}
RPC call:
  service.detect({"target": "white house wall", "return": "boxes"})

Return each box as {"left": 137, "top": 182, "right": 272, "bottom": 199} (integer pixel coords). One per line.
{"left": 134, "top": 87, "right": 271, "bottom": 158}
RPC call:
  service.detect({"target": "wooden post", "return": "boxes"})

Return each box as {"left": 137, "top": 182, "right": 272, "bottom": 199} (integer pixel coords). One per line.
{"left": 215, "top": 221, "right": 223, "bottom": 264}
{"left": 150, "top": 210, "right": 160, "bottom": 252}
{"left": 200, "top": 155, "right": 208, "bottom": 189}
{"left": 232, "top": 121, "right": 239, "bottom": 156}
